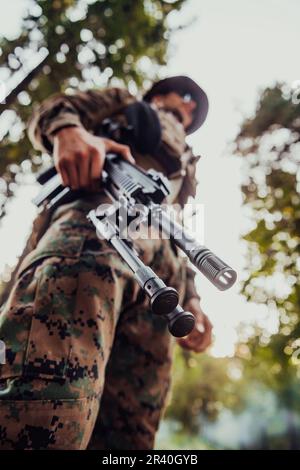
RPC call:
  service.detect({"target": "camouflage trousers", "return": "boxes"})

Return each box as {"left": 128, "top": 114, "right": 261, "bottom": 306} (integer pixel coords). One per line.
{"left": 0, "top": 199, "right": 186, "bottom": 450}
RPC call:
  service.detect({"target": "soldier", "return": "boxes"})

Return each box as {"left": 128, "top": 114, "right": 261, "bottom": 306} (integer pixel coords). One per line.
{"left": 0, "top": 76, "right": 212, "bottom": 450}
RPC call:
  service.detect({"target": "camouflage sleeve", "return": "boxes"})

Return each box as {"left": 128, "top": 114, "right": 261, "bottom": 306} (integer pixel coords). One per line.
{"left": 184, "top": 265, "right": 201, "bottom": 305}
{"left": 177, "top": 151, "right": 201, "bottom": 208}
{"left": 27, "top": 87, "right": 136, "bottom": 153}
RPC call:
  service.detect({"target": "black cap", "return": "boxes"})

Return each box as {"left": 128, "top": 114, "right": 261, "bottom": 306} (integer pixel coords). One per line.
{"left": 143, "top": 75, "right": 209, "bottom": 134}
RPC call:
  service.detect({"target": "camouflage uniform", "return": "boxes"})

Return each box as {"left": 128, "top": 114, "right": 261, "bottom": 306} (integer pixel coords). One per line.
{"left": 0, "top": 88, "right": 200, "bottom": 450}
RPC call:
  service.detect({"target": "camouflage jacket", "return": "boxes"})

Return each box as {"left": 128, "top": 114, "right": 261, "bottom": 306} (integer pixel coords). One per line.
{"left": 27, "top": 87, "right": 201, "bottom": 302}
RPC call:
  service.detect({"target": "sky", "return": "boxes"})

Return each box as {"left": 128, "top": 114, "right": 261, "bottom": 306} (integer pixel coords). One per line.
{"left": 166, "top": 0, "right": 300, "bottom": 354}
{"left": 0, "top": 0, "right": 299, "bottom": 355}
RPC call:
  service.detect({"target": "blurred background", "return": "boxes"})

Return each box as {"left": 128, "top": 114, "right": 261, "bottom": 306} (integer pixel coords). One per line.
{"left": 0, "top": 0, "right": 299, "bottom": 449}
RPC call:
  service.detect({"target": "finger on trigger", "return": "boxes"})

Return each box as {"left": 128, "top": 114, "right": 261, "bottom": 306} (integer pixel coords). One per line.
{"left": 112, "top": 142, "right": 135, "bottom": 164}
{"left": 124, "top": 147, "right": 135, "bottom": 164}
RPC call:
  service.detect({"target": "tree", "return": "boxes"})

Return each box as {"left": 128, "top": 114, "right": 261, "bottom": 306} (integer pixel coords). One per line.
{"left": 168, "top": 84, "right": 300, "bottom": 448}
{"left": 0, "top": 0, "right": 189, "bottom": 301}
{"left": 166, "top": 348, "right": 244, "bottom": 435}
{"left": 234, "top": 83, "right": 300, "bottom": 448}
{"left": 0, "top": 0, "right": 187, "bottom": 217}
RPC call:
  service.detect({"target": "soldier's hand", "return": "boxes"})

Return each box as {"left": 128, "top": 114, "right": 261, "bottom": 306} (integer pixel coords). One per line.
{"left": 53, "top": 126, "right": 135, "bottom": 190}
{"left": 177, "top": 298, "right": 213, "bottom": 353}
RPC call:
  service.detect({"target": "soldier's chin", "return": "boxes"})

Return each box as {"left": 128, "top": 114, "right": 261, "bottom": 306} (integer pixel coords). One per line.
{"left": 163, "top": 107, "right": 183, "bottom": 124}
{"left": 173, "top": 111, "right": 184, "bottom": 124}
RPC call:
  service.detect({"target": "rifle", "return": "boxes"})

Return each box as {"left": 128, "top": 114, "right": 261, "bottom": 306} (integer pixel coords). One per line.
{"left": 33, "top": 153, "right": 237, "bottom": 338}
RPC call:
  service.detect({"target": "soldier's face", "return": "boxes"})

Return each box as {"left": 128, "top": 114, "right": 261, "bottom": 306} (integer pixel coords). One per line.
{"left": 151, "top": 92, "right": 197, "bottom": 130}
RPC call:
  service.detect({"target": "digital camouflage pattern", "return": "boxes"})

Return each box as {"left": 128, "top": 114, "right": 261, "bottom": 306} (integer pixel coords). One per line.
{"left": 0, "top": 196, "right": 187, "bottom": 450}
{"left": 0, "top": 87, "right": 200, "bottom": 449}
{"left": 29, "top": 85, "right": 201, "bottom": 300}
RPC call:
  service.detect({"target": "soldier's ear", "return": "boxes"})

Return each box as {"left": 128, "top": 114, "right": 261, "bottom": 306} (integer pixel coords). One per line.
{"left": 150, "top": 95, "right": 164, "bottom": 108}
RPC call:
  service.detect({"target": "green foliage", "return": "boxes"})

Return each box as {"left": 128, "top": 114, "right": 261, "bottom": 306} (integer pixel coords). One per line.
{"left": 238, "top": 85, "right": 300, "bottom": 139}
{"left": 0, "top": 0, "right": 186, "bottom": 213}
{"left": 165, "top": 85, "right": 300, "bottom": 440}
{"left": 234, "top": 83, "right": 300, "bottom": 414}
{"left": 166, "top": 347, "right": 244, "bottom": 435}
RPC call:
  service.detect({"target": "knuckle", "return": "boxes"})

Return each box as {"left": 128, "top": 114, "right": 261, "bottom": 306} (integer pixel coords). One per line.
{"left": 90, "top": 146, "right": 102, "bottom": 157}
{"left": 58, "top": 155, "right": 69, "bottom": 166}
{"left": 75, "top": 151, "right": 85, "bottom": 161}
{"left": 101, "top": 137, "right": 111, "bottom": 148}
